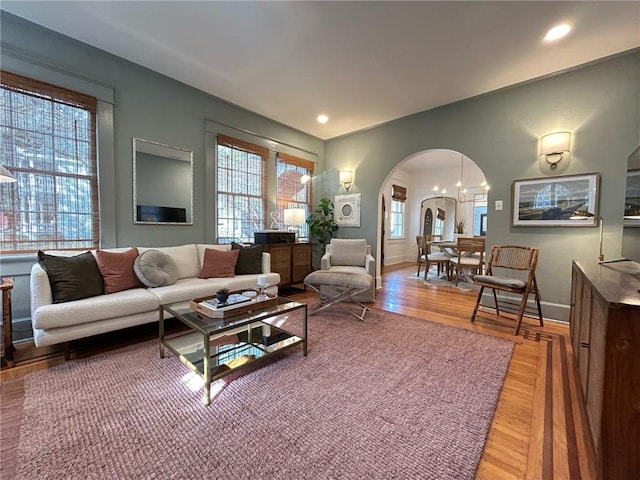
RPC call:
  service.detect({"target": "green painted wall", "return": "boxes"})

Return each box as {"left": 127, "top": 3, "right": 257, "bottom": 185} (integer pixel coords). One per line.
{"left": 0, "top": 12, "right": 324, "bottom": 332}
{"left": 325, "top": 51, "right": 640, "bottom": 319}
{"left": 1, "top": 12, "right": 325, "bottom": 249}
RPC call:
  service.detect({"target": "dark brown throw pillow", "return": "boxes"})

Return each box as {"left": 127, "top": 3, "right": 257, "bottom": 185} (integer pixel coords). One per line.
{"left": 96, "top": 248, "right": 144, "bottom": 294}
{"left": 199, "top": 248, "right": 239, "bottom": 278}
{"left": 231, "top": 242, "right": 264, "bottom": 275}
{"left": 38, "top": 251, "right": 104, "bottom": 303}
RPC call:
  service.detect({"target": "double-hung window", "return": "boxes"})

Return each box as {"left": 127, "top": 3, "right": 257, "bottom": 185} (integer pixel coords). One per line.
{"left": 216, "top": 134, "right": 268, "bottom": 243}
{"left": 0, "top": 71, "right": 99, "bottom": 253}
{"left": 389, "top": 184, "right": 407, "bottom": 239}
{"left": 276, "top": 152, "right": 313, "bottom": 239}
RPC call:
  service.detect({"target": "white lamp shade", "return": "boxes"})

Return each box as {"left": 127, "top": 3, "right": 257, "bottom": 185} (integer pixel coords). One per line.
{"left": 339, "top": 170, "right": 353, "bottom": 185}
{"left": 283, "top": 208, "right": 306, "bottom": 226}
{"left": 540, "top": 132, "right": 571, "bottom": 155}
{"left": 0, "top": 165, "right": 17, "bottom": 183}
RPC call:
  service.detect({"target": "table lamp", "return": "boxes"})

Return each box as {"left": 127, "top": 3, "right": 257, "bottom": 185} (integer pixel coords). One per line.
{"left": 283, "top": 208, "right": 306, "bottom": 242}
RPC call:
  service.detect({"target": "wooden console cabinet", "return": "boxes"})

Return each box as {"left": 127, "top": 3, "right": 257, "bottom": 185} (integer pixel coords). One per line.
{"left": 569, "top": 260, "right": 640, "bottom": 480}
{"left": 260, "top": 243, "right": 312, "bottom": 289}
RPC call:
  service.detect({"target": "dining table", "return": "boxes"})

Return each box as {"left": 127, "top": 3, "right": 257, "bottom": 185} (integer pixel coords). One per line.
{"left": 428, "top": 240, "right": 477, "bottom": 283}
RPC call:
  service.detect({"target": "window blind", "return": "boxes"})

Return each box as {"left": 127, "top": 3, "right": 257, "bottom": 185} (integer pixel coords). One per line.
{"left": 216, "top": 134, "right": 268, "bottom": 243}
{"left": 392, "top": 184, "right": 407, "bottom": 202}
{"left": 0, "top": 70, "right": 99, "bottom": 253}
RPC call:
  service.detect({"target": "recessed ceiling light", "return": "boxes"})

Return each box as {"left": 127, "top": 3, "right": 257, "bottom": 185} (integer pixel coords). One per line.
{"left": 317, "top": 114, "right": 329, "bottom": 124}
{"left": 545, "top": 24, "right": 571, "bottom": 42}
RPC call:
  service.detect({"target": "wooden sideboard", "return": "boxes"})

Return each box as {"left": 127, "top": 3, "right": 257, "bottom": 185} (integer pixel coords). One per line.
{"left": 569, "top": 260, "right": 640, "bottom": 480}
{"left": 260, "top": 243, "right": 312, "bottom": 289}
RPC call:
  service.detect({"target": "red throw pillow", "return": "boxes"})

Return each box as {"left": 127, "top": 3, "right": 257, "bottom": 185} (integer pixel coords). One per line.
{"left": 96, "top": 248, "right": 144, "bottom": 294}
{"left": 199, "top": 248, "right": 239, "bottom": 279}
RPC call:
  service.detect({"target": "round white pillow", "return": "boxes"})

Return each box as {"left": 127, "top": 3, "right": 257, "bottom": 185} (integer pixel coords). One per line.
{"left": 133, "top": 249, "right": 179, "bottom": 287}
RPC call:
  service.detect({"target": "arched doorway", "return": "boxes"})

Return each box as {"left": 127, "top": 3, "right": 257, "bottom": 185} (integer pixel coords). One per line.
{"left": 376, "top": 149, "right": 488, "bottom": 273}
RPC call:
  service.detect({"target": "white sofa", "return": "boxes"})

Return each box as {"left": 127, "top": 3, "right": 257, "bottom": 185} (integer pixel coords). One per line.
{"left": 30, "top": 243, "right": 280, "bottom": 348}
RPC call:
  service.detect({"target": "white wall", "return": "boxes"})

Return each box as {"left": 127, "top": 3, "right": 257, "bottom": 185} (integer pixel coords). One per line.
{"left": 382, "top": 170, "right": 411, "bottom": 265}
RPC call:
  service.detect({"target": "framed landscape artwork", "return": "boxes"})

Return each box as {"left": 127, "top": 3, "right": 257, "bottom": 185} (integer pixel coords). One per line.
{"left": 512, "top": 173, "right": 600, "bottom": 227}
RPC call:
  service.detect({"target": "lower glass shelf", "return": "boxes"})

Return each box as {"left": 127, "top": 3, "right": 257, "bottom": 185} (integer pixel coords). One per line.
{"left": 164, "top": 323, "right": 302, "bottom": 379}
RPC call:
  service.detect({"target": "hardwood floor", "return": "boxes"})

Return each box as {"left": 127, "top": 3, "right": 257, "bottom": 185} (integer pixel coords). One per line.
{"left": 1, "top": 262, "right": 596, "bottom": 479}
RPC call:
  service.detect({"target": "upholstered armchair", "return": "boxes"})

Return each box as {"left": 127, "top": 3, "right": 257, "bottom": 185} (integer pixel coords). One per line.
{"left": 320, "top": 239, "right": 376, "bottom": 302}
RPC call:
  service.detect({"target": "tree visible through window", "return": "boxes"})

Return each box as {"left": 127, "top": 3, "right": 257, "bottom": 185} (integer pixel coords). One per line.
{"left": 0, "top": 71, "right": 99, "bottom": 253}
{"left": 216, "top": 134, "right": 268, "bottom": 243}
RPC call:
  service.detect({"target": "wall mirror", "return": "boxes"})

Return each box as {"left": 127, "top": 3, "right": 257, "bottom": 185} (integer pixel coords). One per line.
{"left": 624, "top": 146, "right": 640, "bottom": 228}
{"left": 421, "top": 196, "right": 456, "bottom": 240}
{"left": 133, "top": 138, "right": 193, "bottom": 225}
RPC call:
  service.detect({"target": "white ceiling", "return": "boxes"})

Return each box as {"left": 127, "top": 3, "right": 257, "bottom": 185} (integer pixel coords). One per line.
{"left": 2, "top": 1, "right": 639, "bottom": 142}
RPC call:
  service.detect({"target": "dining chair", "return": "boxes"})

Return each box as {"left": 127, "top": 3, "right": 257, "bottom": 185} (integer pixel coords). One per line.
{"left": 449, "top": 236, "right": 485, "bottom": 285}
{"left": 470, "top": 245, "right": 543, "bottom": 335}
{"left": 416, "top": 235, "right": 426, "bottom": 276}
{"left": 421, "top": 234, "right": 450, "bottom": 280}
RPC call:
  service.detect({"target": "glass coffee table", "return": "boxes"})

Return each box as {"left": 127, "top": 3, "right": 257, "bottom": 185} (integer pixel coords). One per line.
{"left": 159, "top": 297, "right": 307, "bottom": 405}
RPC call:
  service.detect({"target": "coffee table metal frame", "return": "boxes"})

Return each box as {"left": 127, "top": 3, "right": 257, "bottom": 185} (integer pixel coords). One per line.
{"left": 160, "top": 297, "right": 307, "bottom": 405}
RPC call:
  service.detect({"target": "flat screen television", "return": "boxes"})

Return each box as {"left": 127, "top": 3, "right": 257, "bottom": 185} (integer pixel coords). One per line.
{"left": 136, "top": 205, "right": 187, "bottom": 223}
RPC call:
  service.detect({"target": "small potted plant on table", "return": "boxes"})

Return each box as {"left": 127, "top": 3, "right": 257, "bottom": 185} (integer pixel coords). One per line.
{"left": 215, "top": 287, "right": 230, "bottom": 304}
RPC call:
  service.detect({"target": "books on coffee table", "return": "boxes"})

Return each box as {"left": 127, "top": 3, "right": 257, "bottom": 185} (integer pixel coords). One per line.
{"left": 191, "top": 292, "right": 278, "bottom": 318}
{"left": 201, "top": 293, "right": 253, "bottom": 310}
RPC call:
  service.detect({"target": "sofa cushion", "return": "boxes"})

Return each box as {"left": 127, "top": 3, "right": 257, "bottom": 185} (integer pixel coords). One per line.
{"left": 149, "top": 278, "right": 228, "bottom": 305}
{"left": 33, "top": 288, "right": 159, "bottom": 329}
{"left": 37, "top": 251, "right": 104, "bottom": 304}
{"left": 134, "top": 249, "right": 179, "bottom": 287}
{"left": 140, "top": 244, "right": 199, "bottom": 279}
{"left": 96, "top": 248, "right": 144, "bottom": 294}
{"left": 199, "top": 248, "right": 239, "bottom": 278}
{"left": 196, "top": 244, "right": 230, "bottom": 268}
{"left": 231, "top": 243, "right": 264, "bottom": 275}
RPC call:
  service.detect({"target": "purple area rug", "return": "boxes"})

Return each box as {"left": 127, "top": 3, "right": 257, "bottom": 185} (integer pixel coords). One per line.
{"left": 12, "top": 307, "right": 513, "bottom": 480}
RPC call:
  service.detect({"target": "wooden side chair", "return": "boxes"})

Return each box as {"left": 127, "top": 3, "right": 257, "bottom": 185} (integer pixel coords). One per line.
{"left": 470, "top": 245, "right": 543, "bottom": 335}
{"left": 416, "top": 235, "right": 426, "bottom": 276}
{"left": 421, "top": 234, "right": 449, "bottom": 280}
{"left": 449, "top": 236, "right": 485, "bottom": 285}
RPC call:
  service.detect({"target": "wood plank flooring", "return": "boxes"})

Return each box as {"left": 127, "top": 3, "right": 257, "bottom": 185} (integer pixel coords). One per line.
{"left": 0, "top": 262, "right": 596, "bottom": 479}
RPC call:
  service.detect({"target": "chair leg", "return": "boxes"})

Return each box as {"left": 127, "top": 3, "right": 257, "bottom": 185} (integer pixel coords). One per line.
{"left": 492, "top": 289, "right": 500, "bottom": 316}
{"left": 470, "top": 286, "right": 484, "bottom": 322}
{"left": 424, "top": 260, "right": 430, "bottom": 280}
{"left": 513, "top": 286, "right": 534, "bottom": 336}
{"left": 532, "top": 277, "right": 544, "bottom": 327}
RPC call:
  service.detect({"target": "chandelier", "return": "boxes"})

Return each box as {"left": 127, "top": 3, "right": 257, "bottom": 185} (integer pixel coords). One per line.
{"left": 432, "top": 154, "right": 489, "bottom": 204}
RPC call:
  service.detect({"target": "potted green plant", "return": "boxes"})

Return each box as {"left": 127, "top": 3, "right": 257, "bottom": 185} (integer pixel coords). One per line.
{"left": 215, "top": 287, "right": 230, "bottom": 304}
{"left": 454, "top": 218, "right": 466, "bottom": 236}
{"left": 306, "top": 196, "right": 339, "bottom": 267}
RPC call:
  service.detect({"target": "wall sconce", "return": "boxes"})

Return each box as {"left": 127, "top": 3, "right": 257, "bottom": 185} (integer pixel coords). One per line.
{"left": 570, "top": 210, "right": 604, "bottom": 262}
{"left": 283, "top": 207, "right": 306, "bottom": 242}
{"left": 540, "top": 131, "right": 571, "bottom": 170}
{"left": 0, "top": 165, "right": 17, "bottom": 183}
{"left": 339, "top": 170, "right": 353, "bottom": 192}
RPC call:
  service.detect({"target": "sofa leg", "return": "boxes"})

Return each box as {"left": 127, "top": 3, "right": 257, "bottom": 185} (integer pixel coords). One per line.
{"left": 62, "top": 342, "right": 70, "bottom": 361}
